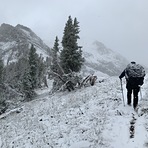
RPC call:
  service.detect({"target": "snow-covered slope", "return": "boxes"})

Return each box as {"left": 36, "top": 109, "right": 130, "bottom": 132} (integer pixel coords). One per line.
{"left": 0, "top": 75, "right": 148, "bottom": 148}
{"left": 0, "top": 23, "right": 51, "bottom": 65}
{"left": 83, "top": 41, "right": 129, "bottom": 76}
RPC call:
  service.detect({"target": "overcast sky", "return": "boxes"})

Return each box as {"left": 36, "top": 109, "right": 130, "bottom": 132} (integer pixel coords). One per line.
{"left": 1, "top": 0, "right": 148, "bottom": 66}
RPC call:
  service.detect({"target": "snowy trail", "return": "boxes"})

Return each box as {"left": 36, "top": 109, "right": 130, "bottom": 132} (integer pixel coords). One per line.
{"left": 107, "top": 106, "right": 148, "bottom": 148}
{"left": 0, "top": 76, "right": 148, "bottom": 148}
{"left": 105, "top": 79, "right": 148, "bottom": 148}
{"left": 132, "top": 115, "right": 148, "bottom": 148}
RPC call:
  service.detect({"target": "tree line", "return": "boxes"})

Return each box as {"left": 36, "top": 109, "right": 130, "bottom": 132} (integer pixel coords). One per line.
{"left": 0, "top": 16, "right": 84, "bottom": 113}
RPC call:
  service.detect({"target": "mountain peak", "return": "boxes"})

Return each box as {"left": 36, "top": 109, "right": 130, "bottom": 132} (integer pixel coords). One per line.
{"left": 83, "top": 40, "right": 129, "bottom": 76}
{"left": 0, "top": 23, "right": 15, "bottom": 34}
{"left": 93, "top": 41, "right": 112, "bottom": 55}
{"left": 0, "top": 23, "right": 13, "bottom": 28}
{"left": 93, "top": 41, "right": 106, "bottom": 48}
{"left": 15, "top": 24, "right": 33, "bottom": 34}
{"left": 0, "top": 23, "right": 51, "bottom": 65}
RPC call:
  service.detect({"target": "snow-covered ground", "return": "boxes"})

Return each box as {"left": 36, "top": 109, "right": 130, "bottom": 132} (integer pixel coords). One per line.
{"left": 0, "top": 75, "right": 148, "bottom": 148}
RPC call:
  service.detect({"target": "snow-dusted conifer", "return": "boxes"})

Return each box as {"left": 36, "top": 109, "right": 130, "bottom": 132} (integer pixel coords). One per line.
{"left": 60, "top": 16, "right": 84, "bottom": 74}
{"left": 0, "top": 58, "right": 5, "bottom": 107}
{"left": 37, "top": 55, "right": 46, "bottom": 87}
{"left": 0, "top": 58, "right": 4, "bottom": 84}
{"left": 73, "top": 17, "right": 84, "bottom": 72}
{"left": 51, "top": 36, "right": 60, "bottom": 74}
{"left": 28, "top": 45, "right": 38, "bottom": 89}
{"left": 50, "top": 36, "right": 64, "bottom": 91}
{"left": 22, "top": 70, "right": 35, "bottom": 100}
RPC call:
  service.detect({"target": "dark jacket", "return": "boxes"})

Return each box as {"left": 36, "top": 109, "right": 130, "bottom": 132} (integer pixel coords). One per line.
{"left": 119, "top": 70, "right": 144, "bottom": 89}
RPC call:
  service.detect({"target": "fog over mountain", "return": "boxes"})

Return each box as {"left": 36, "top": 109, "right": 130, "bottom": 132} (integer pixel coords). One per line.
{"left": 83, "top": 41, "right": 129, "bottom": 76}
{"left": 0, "top": 23, "right": 129, "bottom": 76}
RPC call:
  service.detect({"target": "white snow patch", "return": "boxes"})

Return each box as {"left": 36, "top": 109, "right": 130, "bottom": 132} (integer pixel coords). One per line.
{"left": 0, "top": 41, "right": 16, "bottom": 51}
{"left": 35, "top": 46, "right": 49, "bottom": 60}
{"left": 0, "top": 75, "right": 148, "bottom": 147}
{"left": 70, "top": 141, "right": 91, "bottom": 148}
{"left": 0, "top": 41, "right": 17, "bottom": 65}
{"left": 20, "top": 28, "right": 31, "bottom": 38}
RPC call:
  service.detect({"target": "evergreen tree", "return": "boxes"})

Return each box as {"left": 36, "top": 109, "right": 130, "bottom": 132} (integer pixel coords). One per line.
{"left": 50, "top": 36, "right": 65, "bottom": 91}
{"left": 53, "top": 36, "right": 60, "bottom": 53}
{"left": 28, "top": 45, "right": 38, "bottom": 89}
{"left": 0, "top": 58, "right": 4, "bottom": 84}
{"left": 14, "top": 57, "right": 29, "bottom": 91}
{"left": 0, "top": 58, "right": 5, "bottom": 103}
{"left": 61, "top": 16, "right": 74, "bottom": 49}
{"left": 4, "top": 55, "right": 29, "bottom": 93}
{"left": 37, "top": 54, "right": 46, "bottom": 87}
{"left": 60, "top": 16, "right": 84, "bottom": 73}
{"left": 51, "top": 36, "right": 60, "bottom": 74}
{"left": 22, "top": 70, "right": 35, "bottom": 100}
{"left": 73, "top": 17, "right": 84, "bottom": 72}
{"left": 73, "top": 17, "right": 80, "bottom": 41}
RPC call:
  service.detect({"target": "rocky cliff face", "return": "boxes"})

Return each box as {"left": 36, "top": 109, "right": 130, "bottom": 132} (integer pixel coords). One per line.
{"left": 0, "top": 23, "right": 51, "bottom": 65}
{"left": 83, "top": 41, "right": 129, "bottom": 76}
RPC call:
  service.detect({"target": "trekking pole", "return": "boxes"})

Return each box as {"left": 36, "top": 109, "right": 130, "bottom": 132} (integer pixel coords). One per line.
{"left": 120, "top": 79, "right": 125, "bottom": 106}
{"left": 139, "top": 86, "right": 142, "bottom": 100}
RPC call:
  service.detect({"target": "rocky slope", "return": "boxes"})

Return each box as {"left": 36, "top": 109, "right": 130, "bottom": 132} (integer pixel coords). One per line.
{"left": 83, "top": 41, "right": 129, "bottom": 76}
{"left": 0, "top": 23, "right": 51, "bottom": 65}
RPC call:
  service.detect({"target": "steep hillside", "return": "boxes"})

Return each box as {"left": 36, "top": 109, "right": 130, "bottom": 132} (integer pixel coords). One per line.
{"left": 83, "top": 41, "right": 129, "bottom": 76}
{"left": 0, "top": 76, "right": 148, "bottom": 147}
{"left": 0, "top": 23, "right": 51, "bottom": 65}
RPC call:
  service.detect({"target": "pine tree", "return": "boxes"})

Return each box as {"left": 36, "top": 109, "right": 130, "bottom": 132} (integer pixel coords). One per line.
{"left": 53, "top": 36, "right": 60, "bottom": 53}
{"left": 22, "top": 70, "right": 35, "bottom": 100}
{"left": 0, "top": 58, "right": 5, "bottom": 103}
{"left": 61, "top": 16, "right": 74, "bottom": 49}
{"left": 14, "top": 57, "right": 29, "bottom": 91}
{"left": 28, "top": 45, "right": 38, "bottom": 89}
{"left": 60, "top": 16, "right": 84, "bottom": 74}
{"left": 0, "top": 58, "right": 4, "bottom": 84}
{"left": 50, "top": 36, "right": 64, "bottom": 91}
{"left": 73, "top": 17, "right": 84, "bottom": 72}
{"left": 51, "top": 36, "right": 60, "bottom": 74}
{"left": 73, "top": 17, "right": 80, "bottom": 41}
{"left": 37, "top": 55, "right": 46, "bottom": 87}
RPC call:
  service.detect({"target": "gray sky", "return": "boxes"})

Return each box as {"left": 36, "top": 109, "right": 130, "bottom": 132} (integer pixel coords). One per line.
{"left": 1, "top": 0, "right": 148, "bottom": 66}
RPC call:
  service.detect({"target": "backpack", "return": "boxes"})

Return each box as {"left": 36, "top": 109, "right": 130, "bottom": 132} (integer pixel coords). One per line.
{"left": 125, "top": 63, "right": 145, "bottom": 78}
{"left": 125, "top": 63, "right": 145, "bottom": 87}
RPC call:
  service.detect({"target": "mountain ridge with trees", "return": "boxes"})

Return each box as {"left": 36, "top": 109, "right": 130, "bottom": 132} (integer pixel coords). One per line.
{"left": 0, "top": 17, "right": 130, "bottom": 113}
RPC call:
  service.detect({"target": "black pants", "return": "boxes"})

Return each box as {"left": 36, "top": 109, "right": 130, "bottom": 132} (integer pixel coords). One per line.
{"left": 127, "top": 87, "right": 140, "bottom": 108}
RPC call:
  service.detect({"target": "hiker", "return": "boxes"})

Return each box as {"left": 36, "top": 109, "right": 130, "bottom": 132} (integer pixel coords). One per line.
{"left": 119, "top": 61, "right": 145, "bottom": 109}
